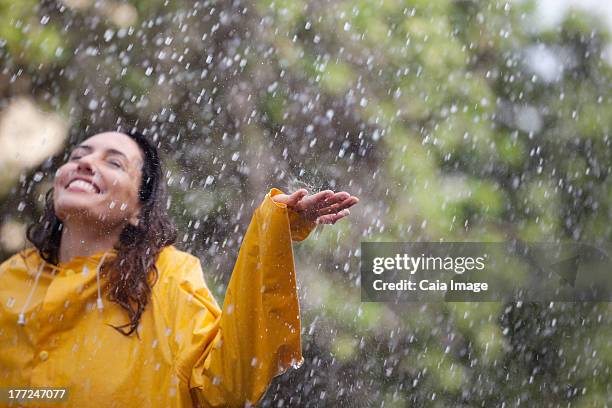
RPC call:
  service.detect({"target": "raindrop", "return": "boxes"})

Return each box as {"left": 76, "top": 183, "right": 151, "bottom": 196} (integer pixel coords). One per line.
{"left": 226, "top": 304, "right": 234, "bottom": 315}
{"left": 103, "top": 29, "right": 115, "bottom": 42}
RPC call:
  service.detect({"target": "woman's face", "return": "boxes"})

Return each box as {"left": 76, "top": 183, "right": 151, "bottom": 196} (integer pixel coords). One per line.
{"left": 53, "top": 132, "right": 144, "bottom": 228}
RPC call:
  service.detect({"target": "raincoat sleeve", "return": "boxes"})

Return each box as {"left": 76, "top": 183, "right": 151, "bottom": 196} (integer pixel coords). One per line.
{"left": 169, "top": 188, "right": 316, "bottom": 408}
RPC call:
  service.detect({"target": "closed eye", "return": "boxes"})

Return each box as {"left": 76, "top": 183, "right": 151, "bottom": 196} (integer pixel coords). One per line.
{"left": 69, "top": 154, "right": 122, "bottom": 169}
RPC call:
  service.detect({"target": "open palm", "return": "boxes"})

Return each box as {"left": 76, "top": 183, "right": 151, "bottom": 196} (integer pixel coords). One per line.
{"left": 272, "top": 189, "right": 359, "bottom": 224}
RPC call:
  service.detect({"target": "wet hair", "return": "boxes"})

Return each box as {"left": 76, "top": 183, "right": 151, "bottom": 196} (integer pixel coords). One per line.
{"left": 26, "top": 128, "right": 177, "bottom": 337}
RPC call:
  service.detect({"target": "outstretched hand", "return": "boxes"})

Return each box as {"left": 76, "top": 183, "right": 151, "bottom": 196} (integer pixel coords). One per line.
{"left": 271, "top": 189, "right": 359, "bottom": 225}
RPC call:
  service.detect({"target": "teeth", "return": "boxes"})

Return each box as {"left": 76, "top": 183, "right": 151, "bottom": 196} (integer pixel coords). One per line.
{"left": 68, "top": 179, "right": 99, "bottom": 193}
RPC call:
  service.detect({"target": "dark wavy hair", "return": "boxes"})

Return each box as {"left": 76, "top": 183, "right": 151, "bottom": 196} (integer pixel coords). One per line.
{"left": 26, "top": 129, "right": 177, "bottom": 337}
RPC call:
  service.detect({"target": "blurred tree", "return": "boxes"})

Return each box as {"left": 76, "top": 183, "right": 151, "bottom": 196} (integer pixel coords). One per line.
{"left": 0, "top": 0, "right": 610, "bottom": 406}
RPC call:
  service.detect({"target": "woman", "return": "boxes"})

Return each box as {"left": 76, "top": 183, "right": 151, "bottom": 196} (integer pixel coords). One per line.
{"left": 0, "top": 130, "right": 358, "bottom": 407}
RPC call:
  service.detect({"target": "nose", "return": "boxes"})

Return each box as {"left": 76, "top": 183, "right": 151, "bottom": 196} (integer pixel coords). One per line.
{"left": 74, "top": 154, "right": 97, "bottom": 175}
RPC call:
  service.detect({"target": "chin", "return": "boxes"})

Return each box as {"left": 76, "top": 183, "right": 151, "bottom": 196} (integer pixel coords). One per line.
{"left": 54, "top": 199, "right": 103, "bottom": 222}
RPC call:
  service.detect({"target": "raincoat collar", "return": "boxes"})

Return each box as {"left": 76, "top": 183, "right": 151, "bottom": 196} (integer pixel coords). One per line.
{"left": 55, "top": 247, "right": 119, "bottom": 270}
{"left": 20, "top": 246, "right": 118, "bottom": 274}
{"left": 17, "top": 247, "right": 118, "bottom": 326}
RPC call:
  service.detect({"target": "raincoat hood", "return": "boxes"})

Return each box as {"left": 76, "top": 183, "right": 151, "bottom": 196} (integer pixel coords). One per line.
{"left": 0, "top": 189, "right": 316, "bottom": 407}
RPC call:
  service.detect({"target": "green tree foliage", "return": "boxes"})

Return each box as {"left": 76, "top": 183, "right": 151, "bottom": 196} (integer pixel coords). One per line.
{"left": 0, "top": 0, "right": 610, "bottom": 405}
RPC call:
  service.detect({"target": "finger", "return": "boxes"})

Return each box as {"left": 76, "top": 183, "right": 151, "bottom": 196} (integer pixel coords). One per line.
{"left": 296, "top": 190, "right": 334, "bottom": 212}
{"left": 287, "top": 189, "right": 308, "bottom": 206}
{"left": 316, "top": 209, "right": 350, "bottom": 224}
{"left": 317, "top": 195, "right": 359, "bottom": 216}
{"left": 310, "top": 191, "right": 350, "bottom": 213}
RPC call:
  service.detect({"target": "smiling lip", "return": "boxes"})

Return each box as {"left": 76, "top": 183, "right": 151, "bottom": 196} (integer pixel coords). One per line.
{"left": 65, "top": 177, "right": 102, "bottom": 194}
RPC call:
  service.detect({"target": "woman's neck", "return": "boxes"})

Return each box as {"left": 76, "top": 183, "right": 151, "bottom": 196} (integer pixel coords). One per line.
{"left": 59, "top": 221, "right": 122, "bottom": 264}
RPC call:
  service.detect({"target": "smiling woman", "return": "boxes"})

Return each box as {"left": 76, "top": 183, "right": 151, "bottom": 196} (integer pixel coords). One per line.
{"left": 0, "top": 129, "right": 359, "bottom": 407}
{"left": 26, "top": 130, "right": 177, "bottom": 337}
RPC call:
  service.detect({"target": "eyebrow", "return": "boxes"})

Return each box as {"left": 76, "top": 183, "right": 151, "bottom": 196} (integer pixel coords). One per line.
{"left": 73, "top": 144, "right": 129, "bottom": 160}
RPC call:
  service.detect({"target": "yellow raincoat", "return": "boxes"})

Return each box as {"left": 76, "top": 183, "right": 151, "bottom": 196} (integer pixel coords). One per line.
{"left": 0, "top": 188, "right": 316, "bottom": 407}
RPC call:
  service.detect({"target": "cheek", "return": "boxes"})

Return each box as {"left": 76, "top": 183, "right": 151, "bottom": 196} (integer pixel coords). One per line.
{"left": 53, "top": 165, "right": 70, "bottom": 188}
{"left": 108, "top": 177, "right": 141, "bottom": 208}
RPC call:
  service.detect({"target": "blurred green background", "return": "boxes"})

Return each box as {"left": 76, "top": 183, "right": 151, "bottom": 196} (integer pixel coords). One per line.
{"left": 0, "top": 0, "right": 610, "bottom": 406}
